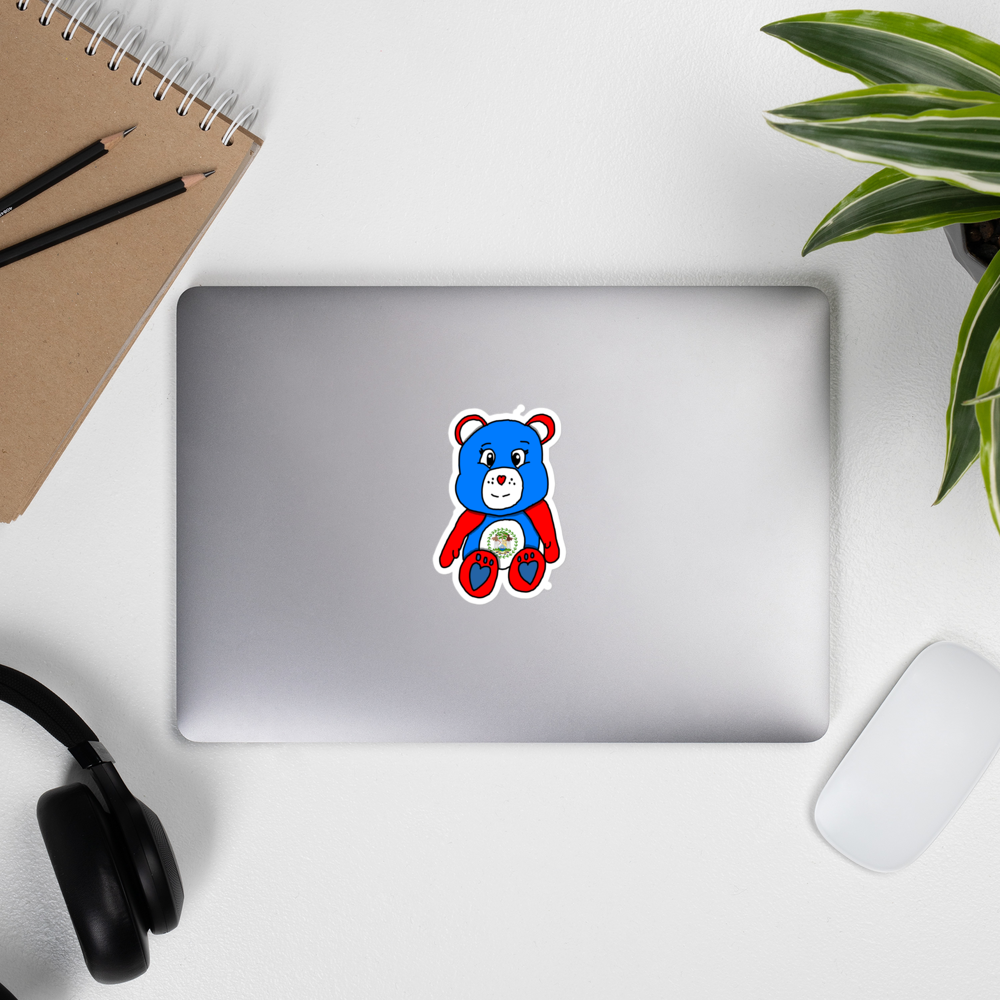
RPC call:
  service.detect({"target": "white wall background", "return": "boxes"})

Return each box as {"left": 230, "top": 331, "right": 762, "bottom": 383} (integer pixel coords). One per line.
{"left": 3, "top": 0, "right": 1000, "bottom": 996}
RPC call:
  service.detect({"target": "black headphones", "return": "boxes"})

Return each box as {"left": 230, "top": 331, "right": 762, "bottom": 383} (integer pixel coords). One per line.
{"left": 0, "top": 664, "right": 183, "bottom": 994}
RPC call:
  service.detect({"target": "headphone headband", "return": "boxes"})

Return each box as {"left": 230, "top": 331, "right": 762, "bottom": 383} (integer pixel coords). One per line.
{"left": 0, "top": 663, "right": 99, "bottom": 751}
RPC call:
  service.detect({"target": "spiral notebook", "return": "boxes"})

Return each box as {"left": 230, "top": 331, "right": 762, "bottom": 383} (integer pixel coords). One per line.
{"left": 0, "top": 0, "right": 263, "bottom": 522}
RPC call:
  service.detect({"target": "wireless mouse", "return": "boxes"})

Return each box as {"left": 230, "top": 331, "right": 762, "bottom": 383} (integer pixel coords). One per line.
{"left": 815, "top": 641, "right": 1000, "bottom": 872}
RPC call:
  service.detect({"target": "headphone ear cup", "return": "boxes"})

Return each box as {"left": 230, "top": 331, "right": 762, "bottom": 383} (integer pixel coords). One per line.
{"left": 36, "top": 783, "right": 150, "bottom": 984}
{"left": 136, "top": 799, "right": 184, "bottom": 933}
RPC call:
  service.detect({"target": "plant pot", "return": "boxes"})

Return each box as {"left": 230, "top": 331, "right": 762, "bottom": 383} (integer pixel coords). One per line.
{"left": 945, "top": 223, "right": 988, "bottom": 282}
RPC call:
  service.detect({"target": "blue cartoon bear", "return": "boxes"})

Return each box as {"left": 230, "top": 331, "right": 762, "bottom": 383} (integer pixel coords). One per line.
{"left": 434, "top": 406, "right": 564, "bottom": 602}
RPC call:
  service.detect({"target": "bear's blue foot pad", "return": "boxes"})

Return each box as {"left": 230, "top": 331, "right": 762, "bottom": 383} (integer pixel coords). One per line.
{"left": 508, "top": 547, "right": 544, "bottom": 594}
{"left": 458, "top": 550, "right": 499, "bottom": 599}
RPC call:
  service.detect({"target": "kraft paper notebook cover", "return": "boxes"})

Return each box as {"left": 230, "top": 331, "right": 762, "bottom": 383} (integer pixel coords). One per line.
{"left": 0, "top": 0, "right": 263, "bottom": 522}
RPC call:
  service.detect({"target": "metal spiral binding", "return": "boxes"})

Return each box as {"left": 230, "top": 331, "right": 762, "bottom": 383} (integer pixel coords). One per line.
{"left": 17, "top": 0, "right": 260, "bottom": 144}
{"left": 86, "top": 9, "right": 122, "bottom": 54}
{"left": 131, "top": 38, "right": 167, "bottom": 85}
{"left": 199, "top": 89, "right": 237, "bottom": 131}
{"left": 177, "top": 71, "right": 214, "bottom": 116}
{"left": 222, "top": 105, "right": 258, "bottom": 146}
{"left": 154, "top": 55, "right": 190, "bottom": 100}
{"left": 107, "top": 23, "right": 144, "bottom": 70}
{"left": 62, "top": 0, "right": 97, "bottom": 38}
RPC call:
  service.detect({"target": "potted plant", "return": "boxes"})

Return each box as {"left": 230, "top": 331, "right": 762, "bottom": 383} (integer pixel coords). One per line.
{"left": 762, "top": 10, "right": 1000, "bottom": 535}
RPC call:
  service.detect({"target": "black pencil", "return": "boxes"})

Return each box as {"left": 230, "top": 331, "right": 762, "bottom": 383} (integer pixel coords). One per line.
{"left": 0, "top": 127, "right": 136, "bottom": 220}
{"left": 0, "top": 171, "right": 215, "bottom": 270}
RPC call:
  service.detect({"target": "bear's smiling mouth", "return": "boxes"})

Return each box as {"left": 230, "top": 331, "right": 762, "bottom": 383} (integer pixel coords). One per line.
{"left": 481, "top": 468, "right": 522, "bottom": 510}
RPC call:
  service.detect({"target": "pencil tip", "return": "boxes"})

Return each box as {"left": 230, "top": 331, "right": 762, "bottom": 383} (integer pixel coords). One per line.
{"left": 182, "top": 171, "right": 215, "bottom": 189}
{"left": 101, "top": 127, "right": 136, "bottom": 150}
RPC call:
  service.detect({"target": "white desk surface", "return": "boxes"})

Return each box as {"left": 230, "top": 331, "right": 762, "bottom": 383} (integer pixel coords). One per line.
{"left": 3, "top": 0, "right": 1000, "bottom": 996}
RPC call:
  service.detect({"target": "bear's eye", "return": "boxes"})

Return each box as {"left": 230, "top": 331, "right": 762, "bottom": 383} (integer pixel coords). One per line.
{"left": 479, "top": 449, "right": 495, "bottom": 468}
{"left": 511, "top": 449, "right": 526, "bottom": 468}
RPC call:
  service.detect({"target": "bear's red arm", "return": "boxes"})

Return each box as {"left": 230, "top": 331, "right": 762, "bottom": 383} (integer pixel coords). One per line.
{"left": 439, "top": 510, "right": 486, "bottom": 567}
{"left": 525, "top": 500, "right": 560, "bottom": 562}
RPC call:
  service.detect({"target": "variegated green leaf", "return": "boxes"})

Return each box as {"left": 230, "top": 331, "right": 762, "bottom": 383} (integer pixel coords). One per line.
{"left": 973, "top": 330, "right": 1000, "bottom": 532}
{"left": 768, "top": 104, "right": 1000, "bottom": 195}
{"left": 964, "top": 386, "right": 1000, "bottom": 404}
{"left": 770, "top": 83, "right": 1000, "bottom": 122}
{"left": 762, "top": 11, "right": 1000, "bottom": 94}
{"left": 803, "top": 168, "right": 1000, "bottom": 254}
{"left": 936, "top": 250, "right": 1000, "bottom": 503}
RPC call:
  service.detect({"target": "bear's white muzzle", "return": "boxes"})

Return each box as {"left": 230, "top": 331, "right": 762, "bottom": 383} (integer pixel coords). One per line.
{"left": 482, "top": 468, "right": 522, "bottom": 510}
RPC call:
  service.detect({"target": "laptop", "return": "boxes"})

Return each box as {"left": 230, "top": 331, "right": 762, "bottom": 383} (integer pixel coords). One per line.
{"left": 176, "top": 286, "right": 829, "bottom": 742}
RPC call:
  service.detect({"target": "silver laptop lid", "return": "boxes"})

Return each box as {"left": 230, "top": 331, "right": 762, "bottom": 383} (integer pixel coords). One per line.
{"left": 177, "top": 286, "right": 829, "bottom": 742}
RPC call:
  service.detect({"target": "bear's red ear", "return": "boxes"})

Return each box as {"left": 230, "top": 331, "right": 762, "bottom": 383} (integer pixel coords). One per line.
{"left": 526, "top": 413, "right": 556, "bottom": 444}
{"left": 455, "top": 413, "right": 487, "bottom": 445}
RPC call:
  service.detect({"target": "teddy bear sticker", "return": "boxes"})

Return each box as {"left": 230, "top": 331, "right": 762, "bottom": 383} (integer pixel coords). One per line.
{"left": 434, "top": 405, "right": 564, "bottom": 603}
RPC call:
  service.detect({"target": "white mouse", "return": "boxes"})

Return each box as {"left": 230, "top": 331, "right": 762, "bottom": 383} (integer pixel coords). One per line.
{"left": 815, "top": 641, "right": 1000, "bottom": 872}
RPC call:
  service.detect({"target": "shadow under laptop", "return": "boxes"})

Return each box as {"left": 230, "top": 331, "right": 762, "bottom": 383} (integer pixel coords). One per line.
{"left": 0, "top": 629, "right": 216, "bottom": 999}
